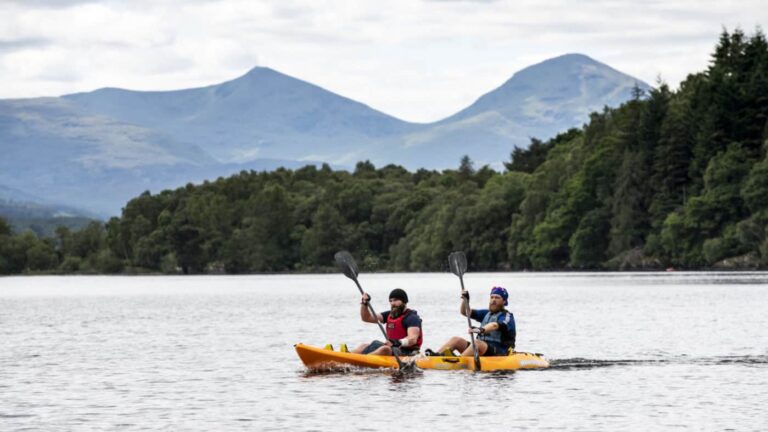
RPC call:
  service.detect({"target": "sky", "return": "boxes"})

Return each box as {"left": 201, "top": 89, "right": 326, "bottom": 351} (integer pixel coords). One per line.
{"left": 1, "top": 0, "right": 766, "bottom": 123}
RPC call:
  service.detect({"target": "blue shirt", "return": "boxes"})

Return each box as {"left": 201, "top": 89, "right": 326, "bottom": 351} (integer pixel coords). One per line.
{"left": 471, "top": 309, "right": 516, "bottom": 348}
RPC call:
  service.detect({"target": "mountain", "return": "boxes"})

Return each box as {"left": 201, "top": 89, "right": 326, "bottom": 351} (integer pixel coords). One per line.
{"left": 449, "top": 54, "right": 645, "bottom": 125}
{"left": 378, "top": 54, "right": 651, "bottom": 168}
{"left": 0, "top": 184, "right": 98, "bottom": 237}
{"left": 0, "top": 54, "right": 650, "bottom": 215}
{"left": 64, "top": 67, "right": 418, "bottom": 165}
{"left": 0, "top": 97, "right": 329, "bottom": 216}
{"left": 0, "top": 97, "right": 214, "bottom": 216}
{"left": 0, "top": 184, "right": 44, "bottom": 204}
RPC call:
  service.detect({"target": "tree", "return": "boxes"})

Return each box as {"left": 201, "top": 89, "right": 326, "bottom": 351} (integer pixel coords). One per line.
{"left": 0, "top": 217, "right": 11, "bottom": 236}
{"left": 505, "top": 130, "right": 581, "bottom": 173}
{"left": 570, "top": 208, "right": 611, "bottom": 268}
{"left": 26, "top": 240, "right": 58, "bottom": 271}
{"left": 300, "top": 203, "right": 346, "bottom": 268}
{"left": 458, "top": 155, "right": 475, "bottom": 181}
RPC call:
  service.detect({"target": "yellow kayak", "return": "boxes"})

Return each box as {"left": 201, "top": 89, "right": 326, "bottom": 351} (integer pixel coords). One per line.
{"left": 295, "top": 343, "right": 549, "bottom": 371}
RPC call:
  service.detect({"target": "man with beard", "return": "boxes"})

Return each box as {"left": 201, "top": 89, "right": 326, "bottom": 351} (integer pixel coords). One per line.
{"left": 428, "top": 286, "right": 516, "bottom": 357}
{"left": 351, "top": 288, "right": 423, "bottom": 356}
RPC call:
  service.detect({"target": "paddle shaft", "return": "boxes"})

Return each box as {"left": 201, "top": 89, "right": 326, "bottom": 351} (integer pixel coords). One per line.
{"left": 459, "top": 274, "right": 482, "bottom": 370}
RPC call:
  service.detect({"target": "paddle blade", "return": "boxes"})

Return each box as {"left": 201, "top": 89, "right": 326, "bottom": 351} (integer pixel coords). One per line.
{"left": 334, "top": 250, "right": 359, "bottom": 281}
{"left": 398, "top": 359, "right": 417, "bottom": 373}
{"left": 448, "top": 251, "right": 467, "bottom": 277}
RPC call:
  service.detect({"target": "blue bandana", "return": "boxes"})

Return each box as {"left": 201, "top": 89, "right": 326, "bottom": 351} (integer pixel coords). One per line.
{"left": 490, "top": 286, "right": 508, "bottom": 305}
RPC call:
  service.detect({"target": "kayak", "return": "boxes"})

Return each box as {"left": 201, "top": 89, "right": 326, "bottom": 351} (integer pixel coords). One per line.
{"left": 295, "top": 343, "right": 549, "bottom": 371}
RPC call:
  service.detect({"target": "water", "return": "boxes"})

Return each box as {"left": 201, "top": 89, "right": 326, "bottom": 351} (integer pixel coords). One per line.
{"left": 2, "top": 272, "right": 767, "bottom": 431}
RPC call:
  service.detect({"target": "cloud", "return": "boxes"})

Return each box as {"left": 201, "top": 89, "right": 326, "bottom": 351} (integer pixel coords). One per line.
{"left": 424, "top": 0, "right": 499, "bottom": 3}
{"left": 3, "top": 0, "right": 102, "bottom": 9}
{"left": 0, "top": 0, "right": 766, "bottom": 121}
{"left": 0, "top": 37, "right": 51, "bottom": 52}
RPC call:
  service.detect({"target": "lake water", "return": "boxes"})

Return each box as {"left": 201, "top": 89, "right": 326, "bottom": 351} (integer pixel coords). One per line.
{"left": 2, "top": 272, "right": 767, "bottom": 431}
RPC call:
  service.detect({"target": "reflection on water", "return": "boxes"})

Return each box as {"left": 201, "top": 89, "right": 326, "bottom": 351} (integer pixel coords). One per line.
{"left": 2, "top": 273, "right": 767, "bottom": 431}
{"left": 300, "top": 368, "right": 424, "bottom": 380}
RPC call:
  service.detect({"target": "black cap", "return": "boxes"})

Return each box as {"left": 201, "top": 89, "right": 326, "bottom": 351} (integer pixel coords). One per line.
{"left": 389, "top": 288, "right": 408, "bottom": 303}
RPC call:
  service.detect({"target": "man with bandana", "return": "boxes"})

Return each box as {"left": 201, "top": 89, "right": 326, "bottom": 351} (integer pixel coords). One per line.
{"left": 351, "top": 288, "right": 423, "bottom": 355}
{"left": 428, "top": 286, "right": 516, "bottom": 357}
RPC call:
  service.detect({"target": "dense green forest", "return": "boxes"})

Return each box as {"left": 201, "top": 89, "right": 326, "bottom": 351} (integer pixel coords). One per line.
{"left": 2, "top": 29, "right": 767, "bottom": 275}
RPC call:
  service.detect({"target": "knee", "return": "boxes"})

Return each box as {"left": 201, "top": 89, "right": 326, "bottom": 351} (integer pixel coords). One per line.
{"left": 373, "top": 346, "right": 392, "bottom": 356}
{"left": 475, "top": 341, "right": 488, "bottom": 355}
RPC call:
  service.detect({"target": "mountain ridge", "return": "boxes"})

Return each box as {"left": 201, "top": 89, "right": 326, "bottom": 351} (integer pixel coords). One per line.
{"left": 0, "top": 53, "right": 651, "bottom": 215}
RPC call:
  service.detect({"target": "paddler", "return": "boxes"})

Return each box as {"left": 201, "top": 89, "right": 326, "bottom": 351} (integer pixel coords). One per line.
{"left": 428, "top": 286, "right": 516, "bottom": 357}
{"left": 351, "top": 288, "right": 423, "bottom": 355}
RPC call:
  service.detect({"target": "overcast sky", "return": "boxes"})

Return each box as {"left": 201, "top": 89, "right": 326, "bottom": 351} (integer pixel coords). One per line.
{"left": 1, "top": 0, "right": 765, "bottom": 122}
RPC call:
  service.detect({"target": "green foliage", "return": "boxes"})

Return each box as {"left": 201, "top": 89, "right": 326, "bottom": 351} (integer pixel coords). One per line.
{"left": 703, "top": 225, "right": 745, "bottom": 264}
{"left": 2, "top": 28, "right": 768, "bottom": 273}
{"left": 741, "top": 153, "right": 768, "bottom": 212}
{"left": 0, "top": 217, "right": 11, "bottom": 236}
{"left": 26, "top": 239, "right": 58, "bottom": 271}
{"left": 505, "top": 130, "right": 580, "bottom": 173}
{"left": 301, "top": 202, "right": 346, "bottom": 269}
{"left": 569, "top": 208, "right": 611, "bottom": 268}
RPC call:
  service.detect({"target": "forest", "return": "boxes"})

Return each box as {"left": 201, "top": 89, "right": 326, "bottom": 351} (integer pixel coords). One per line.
{"left": 2, "top": 29, "right": 767, "bottom": 274}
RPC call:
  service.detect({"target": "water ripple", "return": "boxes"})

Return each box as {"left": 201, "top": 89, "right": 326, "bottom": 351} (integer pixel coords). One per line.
{"left": 2, "top": 274, "right": 767, "bottom": 431}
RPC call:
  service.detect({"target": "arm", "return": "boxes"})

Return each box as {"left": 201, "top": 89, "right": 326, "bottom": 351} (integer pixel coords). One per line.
{"left": 392, "top": 315, "right": 422, "bottom": 347}
{"left": 470, "top": 312, "right": 511, "bottom": 334}
{"left": 392, "top": 326, "right": 421, "bottom": 348}
{"left": 469, "top": 321, "right": 500, "bottom": 336}
{"left": 399, "top": 326, "right": 421, "bottom": 347}
{"left": 360, "top": 293, "right": 383, "bottom": 323}
{"left": 460, "top": 290, "right": 472, "bottom": 317}
{"left": 479, "top": 322, "right": 501, "bottom": 333}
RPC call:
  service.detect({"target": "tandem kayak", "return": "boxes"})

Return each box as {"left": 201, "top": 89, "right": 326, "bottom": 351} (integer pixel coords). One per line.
{"left": 295, "top": 343, "right": 549, "bottom": 371}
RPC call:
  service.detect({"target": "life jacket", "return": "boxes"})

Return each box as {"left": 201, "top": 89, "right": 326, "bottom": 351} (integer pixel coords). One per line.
{"left": 386, "top": 309, "right": 423, "bottom": 348}
{"left": 478, "top": 310, "right": 516, "bottom": 349}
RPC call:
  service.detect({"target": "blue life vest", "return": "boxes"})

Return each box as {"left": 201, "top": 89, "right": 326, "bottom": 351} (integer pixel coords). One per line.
{"left": 478, "top": 310, "right": 516, "bottom": 349}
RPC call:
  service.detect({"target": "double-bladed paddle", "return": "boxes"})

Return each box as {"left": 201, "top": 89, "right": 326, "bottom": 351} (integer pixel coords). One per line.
{"left": 448, "top": 251, "right": 481, "bottom": 371}
{"left": 334, "top": 250, "right": 412, "bottom": 371}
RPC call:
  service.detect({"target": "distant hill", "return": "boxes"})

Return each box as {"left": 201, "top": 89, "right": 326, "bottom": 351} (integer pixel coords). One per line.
{"left": 0, "top": 54, "right": 649, "bottom": 215}
{"left": 63, "top": 67, "right": 418, "bottom": 165}
{"left": 376, "top": 54, "right": 651, "bottom": 167}
{"left": 0, "top": 97, "right": 329, "bottom": 215}
{"left": 0, "top": 184, "right": 97, "bottom": 237}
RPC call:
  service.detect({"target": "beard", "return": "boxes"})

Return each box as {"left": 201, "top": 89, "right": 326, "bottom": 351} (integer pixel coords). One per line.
{"left": 390, "top": 304, "right": 406, "bottom": 318}
{"left": 489, "top": 302, "right": 503, "bottom": 313}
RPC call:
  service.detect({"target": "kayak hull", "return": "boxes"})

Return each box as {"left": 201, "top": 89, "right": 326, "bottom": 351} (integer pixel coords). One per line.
{"left": 417, "top": 353, "right": 549, "bottom": 371}
{"left": 295, "top": 343, "right": 549, "bottom": 371}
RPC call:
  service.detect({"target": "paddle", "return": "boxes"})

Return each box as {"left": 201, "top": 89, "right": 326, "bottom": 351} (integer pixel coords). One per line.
{"left": 334, "top": 250, "right": 411, "bottom": 371}
{"left": 448, "top": 251, "right": 481, "bottom": 371}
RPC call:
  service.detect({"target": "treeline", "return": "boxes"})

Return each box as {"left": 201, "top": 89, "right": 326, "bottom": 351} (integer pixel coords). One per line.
{"left": 2, "top": 28, "right": 767, "bottom": 274}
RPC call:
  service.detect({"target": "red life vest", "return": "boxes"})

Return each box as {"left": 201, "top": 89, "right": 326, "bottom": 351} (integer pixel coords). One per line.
{"left": 386, "top": 309, "right": 423, "bottom": 348}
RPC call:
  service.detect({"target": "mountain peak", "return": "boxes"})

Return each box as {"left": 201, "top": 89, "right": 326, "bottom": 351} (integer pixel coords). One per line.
{"left": 240, "top": 65, "right": 281, "bottom": 79}
{"left": 443, "top": 53, "right": 650, "bottom": 125}
{"left": 510, "top": 53, "right": 626, "bottom": 83}
{"left": 221, "top": 65, "right": 329, "bottom": 97}
{"left": 536, "top": 53, "right": 600, "bottom": 65}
